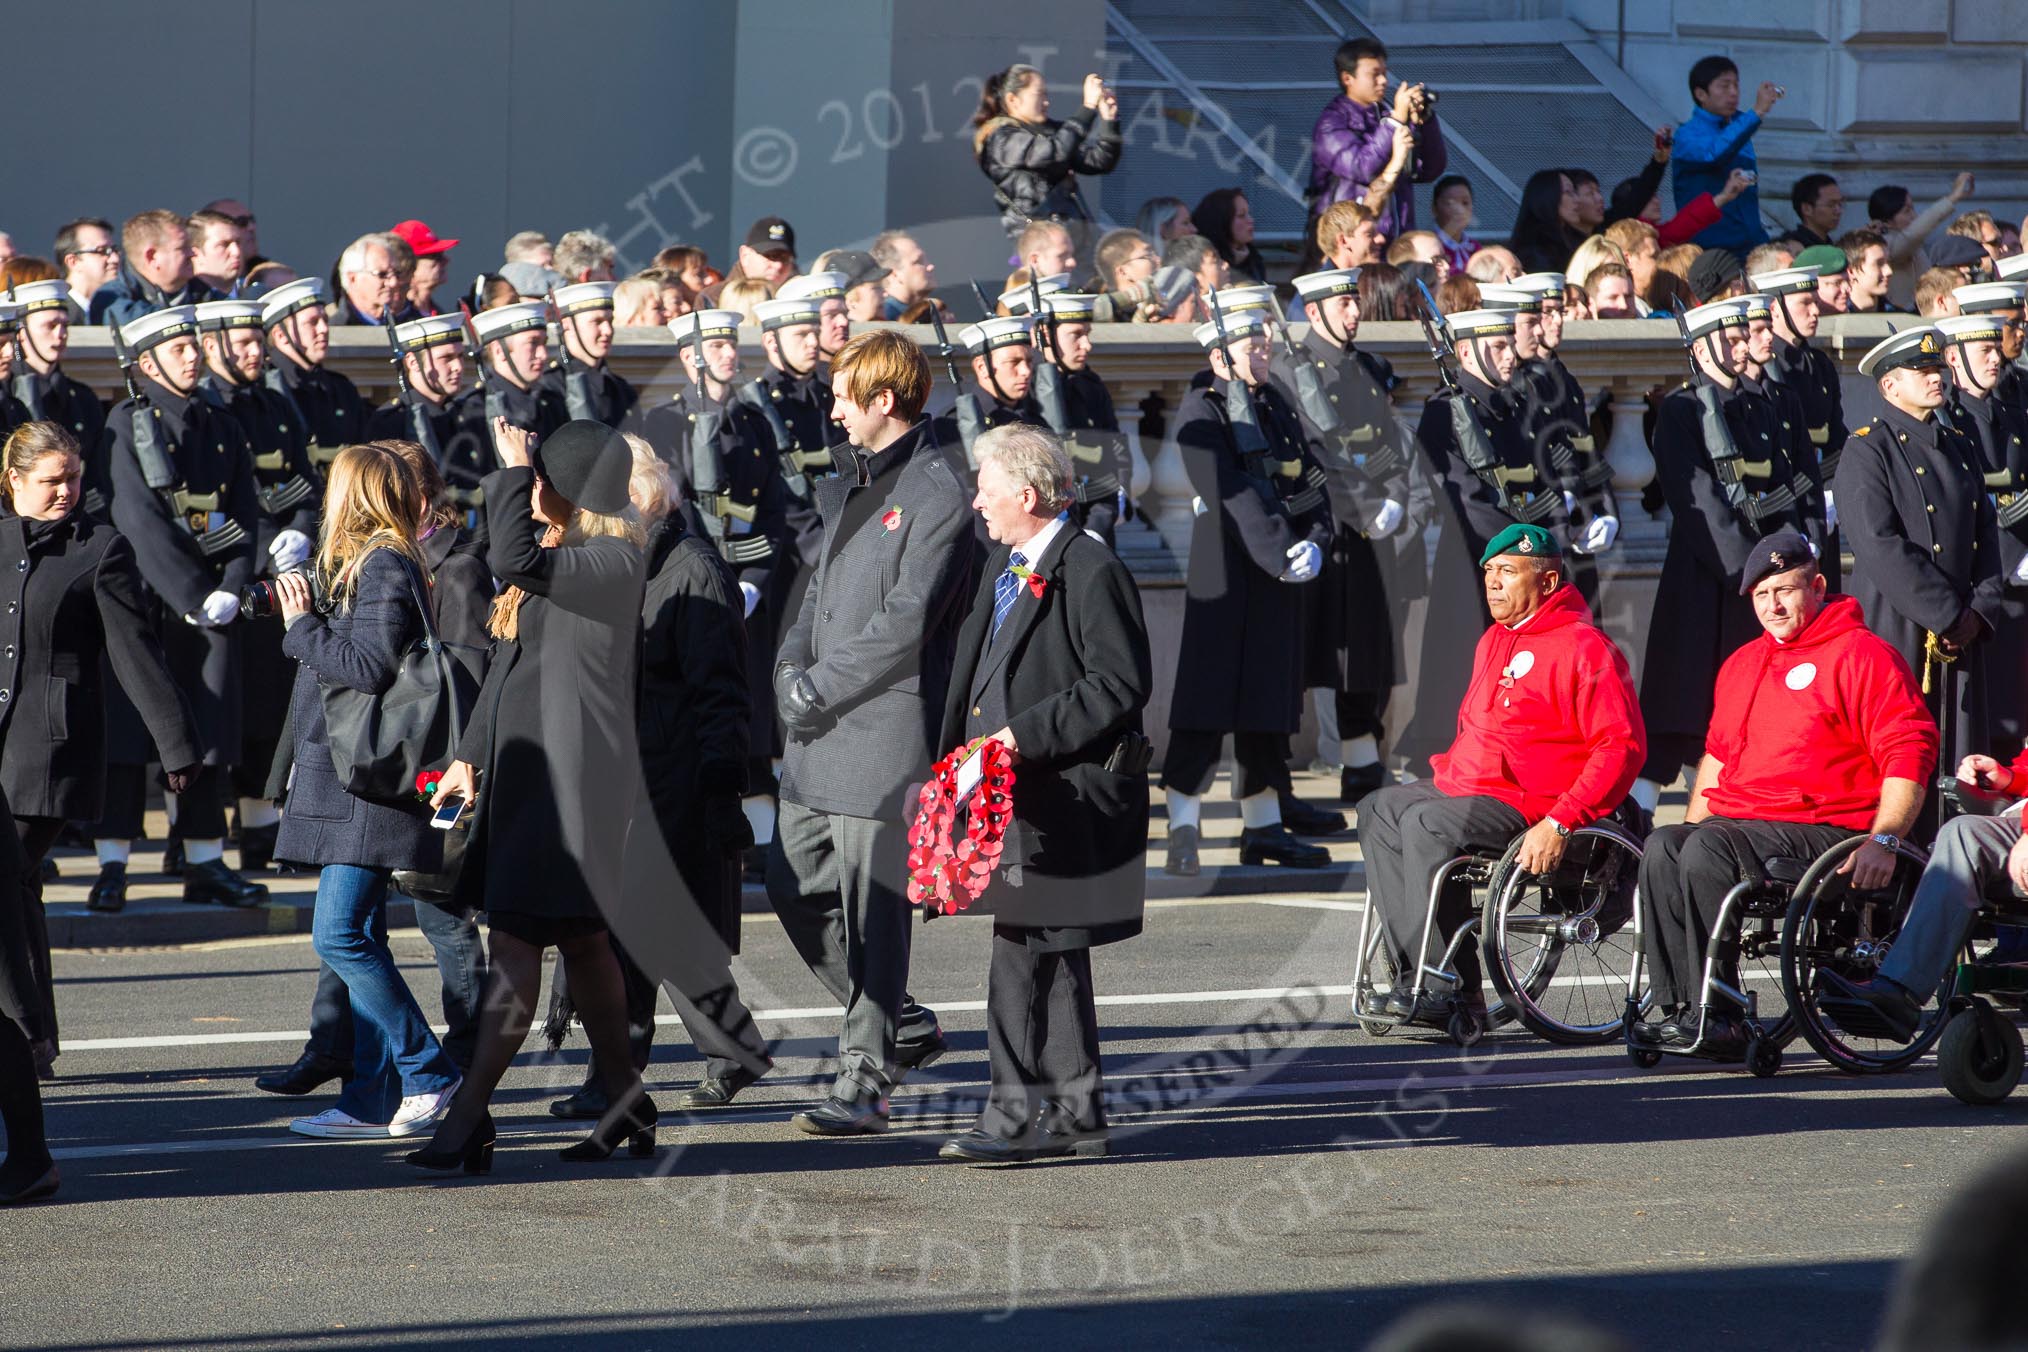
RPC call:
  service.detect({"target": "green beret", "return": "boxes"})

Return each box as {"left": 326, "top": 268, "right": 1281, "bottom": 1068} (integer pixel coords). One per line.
{"left": 1480, "top": 523, "right": 1561, "bottom": 566}
{"left": 1792, "top": 244, "right": 1848, "bottom": 278}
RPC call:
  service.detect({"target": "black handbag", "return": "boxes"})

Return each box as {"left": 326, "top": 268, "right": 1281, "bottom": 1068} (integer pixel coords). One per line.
{"left": 320, "top": 555, "right": 474, "bottom": 805}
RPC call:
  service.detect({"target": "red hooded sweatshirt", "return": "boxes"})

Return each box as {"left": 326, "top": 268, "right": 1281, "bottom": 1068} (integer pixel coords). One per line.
{"left": 1702, "top": 594, "right": 1936, "bottom": 827}
{"left": 1432, "top": 585, "right": 1645, "bottom": 827}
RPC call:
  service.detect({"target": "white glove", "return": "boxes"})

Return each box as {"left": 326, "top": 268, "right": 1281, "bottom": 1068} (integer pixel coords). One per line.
{"left": 1190, "top": 495, "right": 1208, "bottom": 517}
{"left": 1562, "top": 490, "right": 1576, "bottom": 514}
{"left": 739, "top": 581, "right": 761, "bottom": 619}
{"left": 1823, "top": 490, "right": 1838, "bottom": 534}
{"left": 268, "top": 529, "right": 313, "bottom": 572}
{"left": 199, "top": 590, "right": 241, "bottom": 627}
{"left": 1280, "top": 539, "right": 1322, "bottom": 583}
{"left": 2011, "top": 552, "right": 2028, "bottom": 586}
{"left": 1581, "top": 514, "right": 1619, "bottom": 554}
{"left": 1367, "top": 499, "right": 1405, "bottom": 538}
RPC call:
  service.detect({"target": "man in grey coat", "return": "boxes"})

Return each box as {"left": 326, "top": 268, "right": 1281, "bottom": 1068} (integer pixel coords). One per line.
{"left": 768, "top": 330, "right": 974, "bottom": 1135}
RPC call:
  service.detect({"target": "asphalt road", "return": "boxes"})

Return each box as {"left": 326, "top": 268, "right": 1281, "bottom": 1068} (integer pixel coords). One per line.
{"left": 7, "top": 891, "right": 2022, "bottom": 1352}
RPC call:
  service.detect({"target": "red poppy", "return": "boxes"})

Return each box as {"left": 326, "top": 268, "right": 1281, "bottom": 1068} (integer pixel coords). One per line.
{"left": 415, "top": 769, "right": 442, "bottom": 802}
{"left": 905, "top": 737, "right": 1016, "bottom": 914}
{"left": 881, "top": 506, "right": 903, "bottom": 532}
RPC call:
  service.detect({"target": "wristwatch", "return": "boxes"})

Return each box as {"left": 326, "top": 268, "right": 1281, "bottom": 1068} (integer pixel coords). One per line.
{"left": 1871, "top": 832, "right": 1901, "bottom": 853}
{"left": 1547, "top": 816, "right": 1571, "bottom": 839}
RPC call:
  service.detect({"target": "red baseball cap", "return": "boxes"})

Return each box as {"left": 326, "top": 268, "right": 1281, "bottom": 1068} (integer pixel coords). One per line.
{"left": 391, "top": 219, "right": 458, "bottom": 256}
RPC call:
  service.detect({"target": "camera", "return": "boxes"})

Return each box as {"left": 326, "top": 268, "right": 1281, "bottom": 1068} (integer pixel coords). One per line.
{"left": 241, "top": 568, "right": 327, "bottom": 620}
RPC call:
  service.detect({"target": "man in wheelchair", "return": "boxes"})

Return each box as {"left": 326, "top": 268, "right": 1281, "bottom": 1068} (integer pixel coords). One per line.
{"left": 1822, "top": 750, "right": 2028, "bottom": 1042}
{"left": 1636, "top": 530, "right": 1937, "bottom": 1054}
{"left": 1357, "top": 524, "right": 1645, "bottom": 1023}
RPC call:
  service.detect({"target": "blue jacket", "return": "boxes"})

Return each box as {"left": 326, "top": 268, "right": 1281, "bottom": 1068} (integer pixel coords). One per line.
{"left": 1671, "top": 106, "right": 1766, "bottom": 253}
{"left": 85, "top": 265, "right": 216, "bottom": 327}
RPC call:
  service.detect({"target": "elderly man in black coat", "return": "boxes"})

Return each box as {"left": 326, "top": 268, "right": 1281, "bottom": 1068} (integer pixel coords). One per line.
{"left": 767, "top": 331, "right": 973, "bottom": 1136}
{"left": 932, "top": 424, "right": 1151, "bottom": 1165}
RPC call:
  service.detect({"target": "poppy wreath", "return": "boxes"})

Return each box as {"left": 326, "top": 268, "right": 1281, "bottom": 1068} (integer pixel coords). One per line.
{"left": 906, "top": 736, "right": 1016, "bottom": 914}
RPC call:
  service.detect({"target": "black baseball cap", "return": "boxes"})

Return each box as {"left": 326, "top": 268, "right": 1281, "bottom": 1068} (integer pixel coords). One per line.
{"left": 743, "top": 216, "right": 797, "bottom": 257}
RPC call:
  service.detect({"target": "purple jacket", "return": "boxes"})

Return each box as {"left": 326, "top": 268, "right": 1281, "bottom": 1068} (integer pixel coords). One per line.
{"left": 1307, "top": 95, "right": 1448, "bottom": 241}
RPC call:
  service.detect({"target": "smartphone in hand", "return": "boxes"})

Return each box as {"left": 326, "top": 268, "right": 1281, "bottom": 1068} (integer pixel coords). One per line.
{"left": 430, "top": 796, "right": 468, "bottom": 830}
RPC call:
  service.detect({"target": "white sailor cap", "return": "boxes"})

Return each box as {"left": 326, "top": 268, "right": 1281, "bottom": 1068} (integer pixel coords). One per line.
{"left": 998, "top": 274, "right": 1070, "bottom": 316}
{"left": 5, "top": 279, "right": 70, "bottom": 314}
{"left": 1739, "top": 292, "right": 1773, "bottom": 321}
{"left": 394, "top": 313, "right": 468, "bottom": 353}
{"left": 551, "top": 281, "right": 616, "bottom": 316}
{"left": 194, "top": 299, "right": 266, "bottom": 331}
{"left": 1041, "top": 292, "right": 1098, "bottom": 323}
{"left": 1213, "top": 285, "right": 1279, "bottom": 317}
{"left": 1856, "top": 326, "right": 1947, "bottom": 378}
{"left": 121, "top": 305, "right": 200, "bottom": 353}
{"left": 1951, "top": 281, "right": 2027, "bottom": 315}
{"left": 469, "top": 301, "right": 549, "bottom": 346}
{"left": 1291, "top": 268, "right": 1360, "bottom": 302}
{"left": 259, "top": 277, "right": 326, "bottom": 329}
{"left": 1995, "top": 253, "right": 2028, "bottom": 283}
{"left": 960, "top": 316, "right": 1034, "bottom": 355}
{"left": 1192, "top": 310, "right": 1270, "bottom": 350}
{"left": 1750, "top": 265, "right": 1821, "bottom": 297}
{"left": 1513, "top": 272, "right": 1567, "bottom": 299}
{"left": 0, "top": 302, "right": 17, "bottom": 333}
{"left": 752, "top": 296, "right": 822, "bottom": 331}
{"left": 1476, "top": 284, "right": 1539, "bottom": 313}
{"left": 1444, "top": 307, "right": 1517, "bottom": 338}
{"left": 669, "top": 309, "right": 742, "bottom": 348}
{"left": 1935, "top": 313, "right": 2009, "bottom": 346}
{"left": 1682, "top": 298, "right": 1750, "bottom": 338}
{"left": 778, "top": 271, "right": 848, "bottom": 304}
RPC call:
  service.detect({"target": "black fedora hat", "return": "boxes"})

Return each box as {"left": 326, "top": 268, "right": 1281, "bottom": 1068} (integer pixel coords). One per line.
{"left": 535, "top": 419, "right": 633, "bottom": 515}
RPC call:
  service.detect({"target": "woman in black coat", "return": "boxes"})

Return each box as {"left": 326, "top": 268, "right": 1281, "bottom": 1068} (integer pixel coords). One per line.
{"left": 1193, "top": 188, "right": 1270, "bottom": 287}
{"left": 931, "top": 427, "right": 1152, "bottom": 1165}
{"left": 271, "top": 443, "right": 460, "bottom": 1141}
{"left": 413, "top": 418, "right": 651, "bottom": 1173}
{"left": 1508, "top": 169, "right": 1584, "bottom": 275}
{"left": 973, "top": 63, "right": 1123, "bottom": 239}
{"left": 0, "top": 422, "right": 200, "bottom": 1077}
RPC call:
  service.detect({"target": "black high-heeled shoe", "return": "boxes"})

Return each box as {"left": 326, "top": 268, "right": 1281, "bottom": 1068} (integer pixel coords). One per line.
{"left": 406, "top": 1111, "right": 495, "bottom": 1175}
{"left": 0, "top": 1162, "right": 59, "bottom": 1205}
{"left": 560, "top": 1091, "right": 658, "bottom": 1162}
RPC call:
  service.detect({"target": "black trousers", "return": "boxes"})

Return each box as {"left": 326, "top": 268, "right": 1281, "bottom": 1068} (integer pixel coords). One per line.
{"left": 96, "top": 763, "right": 227, "bottom": 842}
{"left": 980, "top": 927, "right": 1104, "bottom": 1140}
{"left": 13, "top": 819, "right": 64, "bottom": 1051}
{"left": 1357, "top": 780, "right": 1526, "bottom": 993}
{"left": 1638, "top": 818, "right": 1854, "bottom": 1010}
{"left": 1162, "top": 730, "right": 1291, "bottom": 799}
{"left": 1336, "top": 689, "right": 1388, "bottom": 743}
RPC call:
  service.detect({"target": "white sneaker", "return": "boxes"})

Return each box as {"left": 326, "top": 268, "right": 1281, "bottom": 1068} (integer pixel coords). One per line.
{"left": 388, "top": 1081, "right": 460, "bottom": 1138}
{"left": 290, "top": 1108, "right": 390, "bottom": 1139}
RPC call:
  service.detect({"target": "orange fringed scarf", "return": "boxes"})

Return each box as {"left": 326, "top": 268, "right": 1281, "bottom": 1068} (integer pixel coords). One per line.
{"left": 486, "top": 522, "right": 565, "bottom": 641}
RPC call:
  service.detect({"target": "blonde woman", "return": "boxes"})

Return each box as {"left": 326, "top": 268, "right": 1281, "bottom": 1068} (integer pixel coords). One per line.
{"left": 272, "top": 443, "right": 461, "bottom": 1141}
{"left": 413, "top": 417, "right": 650, "bottom": 1173}
{"left": 1565, "top": 234, "right": 1628, "bottom": 295}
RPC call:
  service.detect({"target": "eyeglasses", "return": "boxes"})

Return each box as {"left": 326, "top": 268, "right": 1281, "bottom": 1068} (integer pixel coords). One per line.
{"left": 71, "top": 245, "right": 118, "bottom": 258}
{"left": 223, "top": 214, "right": 256, "bottom": 228}
{"left": 359, "top": 269, "right": 399, "bottom": 282}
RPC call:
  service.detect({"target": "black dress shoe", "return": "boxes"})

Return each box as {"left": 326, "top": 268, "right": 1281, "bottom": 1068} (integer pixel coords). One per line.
{"left": 1341, "top": 763, "right": 1388, "bottom": 803}
{"left": 1628, "top": 1019, "right": 1670, "bottom": 1047}
{"left": 549, "top": 1083, "right": 610, "bottom": 1119}
{"left": 0, "top": 1163, "right": 60, "bottom": 1206}
{"left": 1279, "top": 791, "right": 1348, "bottom": 837}
{"left": 161, "top": 835, "right": 184, "bottom": 878}
{"left": 1238, "top": 824, "right": 1331, "bottom": 868}
{"left": 182, "top": 858, "right": 269, "bottom": 908}
{"left": 86, "top": 862, "right": 127, "bottom": 913}
{"left": 791, "top": 1095, "right": 889, "bottom": 1136}
{"left": 1386, "top": 990, "right": 1457, "bottom": 1025}
{"left": 254, "top": 1050, "right": 352, "bottom": 1096}
{"left": 238, "top": 822, "right": 279, "bottom": 873}
{"left": 938, "top": 1129, "right": 1033, "bottom": 1164}
{"left": 1817, "top": 971, "right": 1922, "bottom": 1042}
{"left": 677, "top": 1064, "right": 764, "bottom": 1110}
{"left": 1164, "top": 823, "right": 1201, "bottom": 877}
{"left": 895, "top": 1031, "right": 948, "bottom": 1082}
{"left": 1032, "top": 1121, "right": 1110, "bottom": 1159}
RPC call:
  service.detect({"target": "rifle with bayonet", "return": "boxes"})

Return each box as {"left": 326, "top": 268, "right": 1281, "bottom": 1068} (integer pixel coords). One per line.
{"left": 1208, "top": 288, "right": 1320, "bottom": 518}
{"left": 1416, "top": 277, "right": 1554, "bottom": 525}
{"left": 686, "top": 343, "right": 771, "bottom": 567}
{"left": 928, "top": 304, "right": 983, "bottom": 466}
{"left": 547, "top": 286, "right": 598, "bottom": 423}
{"left": 1675, "top": 306, "right": 1794, "bottom": 525}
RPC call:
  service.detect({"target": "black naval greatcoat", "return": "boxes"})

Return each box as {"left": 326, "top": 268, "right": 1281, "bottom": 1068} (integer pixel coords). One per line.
{"left": 267, "top": 354, "right": 371, "bottom": 475}
{"left": 752, "top": 363, "right": 839, "bottom": 625}
{"left": 11, "top": 367, "right": 109, "bottom": 510}
{"left": 1269, "top": 328, "right": 1424, "bottom": 697}
{"left": 1945, "top": 385, "right": 2028, "bottom": 754}
{"left": 1767, "top": 334, "right": 1847, "bottom": 589}
{"left": 538, "top": 358, "right": 639, "bottom": 431}
{"left": 1638, "top": 378, "right": 1813, "bottom": 758}
{"left": 1037, "top": 362, "right": 1133, "bottom": 546}
{"left": 479, "top": 365, "right": 567, "bottom": 447}
{"left": 1169, "top": 378, "right": 1332, "bottom": 736}
{"left": 366, "top": 388, "right": 495, "bottom": 530}
{"left": 102, "top": 378, "right": 261, "bottom": 767}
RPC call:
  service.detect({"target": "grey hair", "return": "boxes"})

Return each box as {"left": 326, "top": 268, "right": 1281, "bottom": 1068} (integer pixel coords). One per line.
{"left": 622, "top": 432, "right": 675, "bottom": 523}
{"left": 503, "top": 230, "right": 551, "bottom": 263}
{"left": 869, "top": 230, "right": 916, "bottom": 272}
{"left": 974, "top": 423, "right": 1073, "bottom": 514}
{"left": 338, "top": 232, "right": 394, "bottom": 277}
{"left": 554, "top": 229, "right": 617, "bottom": 279}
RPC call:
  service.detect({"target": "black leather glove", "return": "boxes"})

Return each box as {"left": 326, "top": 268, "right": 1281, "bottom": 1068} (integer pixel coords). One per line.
{"left": 774, "top": 661, "right": 829, "bottom": 734}
{"left": 1944, "top": 608, "right": 1987, "bottom": 650}
{"left": 703, "top": 795, "right": 755, "bottom": 857}
{"left": 164, "top": 764, "right": 198, "bottom": 796}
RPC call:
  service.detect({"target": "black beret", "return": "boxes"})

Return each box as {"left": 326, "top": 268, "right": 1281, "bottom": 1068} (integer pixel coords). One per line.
{"left": 1739, "top": 528, "right": 1818, "bottom": 594}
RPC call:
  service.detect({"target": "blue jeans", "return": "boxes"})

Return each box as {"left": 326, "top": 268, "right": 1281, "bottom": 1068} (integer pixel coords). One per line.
{"left": 303, "top": 898, "right": 488, "bottom": 1071}
{"left": 311, "top": 865, "right": 458, "bottom": 1123}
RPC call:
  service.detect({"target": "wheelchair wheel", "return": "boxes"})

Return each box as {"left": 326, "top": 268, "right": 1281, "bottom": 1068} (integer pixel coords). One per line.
{"left": 1481, "top": 822, "right": 1646, "bottom": 1044}
{"left": 1781, "top": 835, "right": 1946, "bottom": 1074}
{"left": 1355, "top": 923, "right": 1397, "bottom": 1037}
{"left": 1746, "top": 1034, "right": 1783, "bottom": 1078}
{"left": 1938, "top": 1002, "right": 2024, "bottom": 1106}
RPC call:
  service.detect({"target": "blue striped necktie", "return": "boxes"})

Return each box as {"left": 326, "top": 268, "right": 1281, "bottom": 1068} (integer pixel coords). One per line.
{"left": 991, "top": 550, "right": 1028, "bottom": 642}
